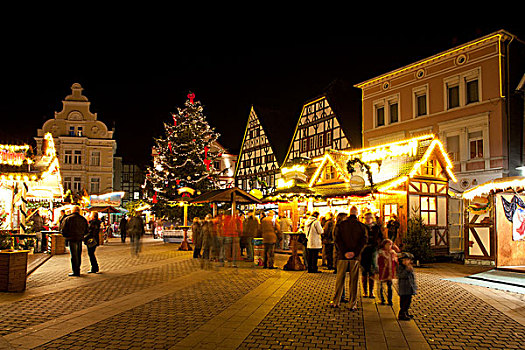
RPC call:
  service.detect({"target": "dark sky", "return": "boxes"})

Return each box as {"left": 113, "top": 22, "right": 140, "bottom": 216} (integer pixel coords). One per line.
{"left": 1, "top": 19, "right": 523, "bottom": 167}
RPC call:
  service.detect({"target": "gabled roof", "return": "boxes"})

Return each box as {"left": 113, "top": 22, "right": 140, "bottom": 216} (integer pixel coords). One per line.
{"left": 307, "top": 135, "right": 456, "bottom": 197}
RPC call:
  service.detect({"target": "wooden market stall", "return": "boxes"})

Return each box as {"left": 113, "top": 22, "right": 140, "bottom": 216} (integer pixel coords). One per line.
{"left": 462, "top": 177, "right": 525, "bottom": 268}
{"left": 279, "top": 134, "right": 457, "bottom": 256}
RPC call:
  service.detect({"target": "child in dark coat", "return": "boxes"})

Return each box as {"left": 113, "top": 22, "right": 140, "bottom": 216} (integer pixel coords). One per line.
{"left": 397, "top": 252, "right": 417, "bottom": 320}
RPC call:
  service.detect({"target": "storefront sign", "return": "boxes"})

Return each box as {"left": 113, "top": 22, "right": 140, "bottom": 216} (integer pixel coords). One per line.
{"left": 90, "top": 192, "right": 124, "bottom": 207}
{"left": 0, "top": 147, "right": 29, "bottom": 166}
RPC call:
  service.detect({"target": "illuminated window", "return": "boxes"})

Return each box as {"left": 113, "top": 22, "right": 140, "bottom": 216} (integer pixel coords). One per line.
{"left": 423, "top": 159, "right": 435, "bottom": 176}
{"left": 420, "top": 196, "right": 437, "bottom": 225}
{"left": 73, "top": 150, "right": 82, "bottom": 164}
{"left": 384, "top": 204, "right": 398, "bottom": 223}
{"left": 469, "top": 131, "right": 483, "bottom": 159}
{"left": 324, "top": 165, "right": 336, "bottom": 180}
{"left": 77, "top": 127, "right": 83, "bottom": 137}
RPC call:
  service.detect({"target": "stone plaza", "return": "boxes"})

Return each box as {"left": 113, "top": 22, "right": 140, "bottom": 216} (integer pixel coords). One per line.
{"left": 0, "top": 237, "right": 524, "bottom": 350}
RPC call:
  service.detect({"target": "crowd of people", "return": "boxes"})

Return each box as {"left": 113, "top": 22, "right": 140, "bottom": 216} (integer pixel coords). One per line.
{"left": 57, "top": 204, "right": 415, "bottom": 321}
{"left": 188, "top": 209, "right": 291, "bottom": 269}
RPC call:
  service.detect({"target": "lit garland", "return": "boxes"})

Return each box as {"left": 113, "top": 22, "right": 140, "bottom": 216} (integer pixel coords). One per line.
{"left": 463, "top": 177, "right": 525, "bottom": 200}
{"left": 346, "top": 157, "right": 374, "bottom": 188}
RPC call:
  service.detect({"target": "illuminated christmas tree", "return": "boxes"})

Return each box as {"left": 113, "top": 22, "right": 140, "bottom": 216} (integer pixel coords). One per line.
{"left": 146, "top": 92, "right": 220, "bottom": 215}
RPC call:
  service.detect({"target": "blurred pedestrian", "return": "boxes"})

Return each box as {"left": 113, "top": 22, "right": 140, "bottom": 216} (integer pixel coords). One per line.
{"left": 60, "top": 206, "right": 88, "bottom": 277}
{"left": 201, "top": 214, "right": 213, "bottom": 260}
{"left": 330, "top": 206, "right": 367, "bottom": 310}
{"left": 85, "top": 212, "right": 101, "bottom": 273}
{"left": 278, "top": 213, "right": 292, "bottom": 250}
{"left": 322, "top": 212, "right": 335, "bottom": 270}
{"left": 261, "top": 210, "right": 281, "bottom": 269}
{"left": 397, "top": 252, "right": 417, "bottom": 320}
{"left": 377, "top": 239, "right": 398, "bottom": 305}
{"left": 304, "top": 211, "right": 323, "bottom": 273}
{"left": 120, "top": 215, "right": 128, "bottom": 243}
{"left": 242, "top": 211, "right": 260, "bottom": 262}
{"left": 223, "top": 212, "right": 241, "bottom": 267}
{"left": 361, "top": 212, "right": 383, "bottom": 298}
{"left": 191, "top": 217, "right": 202, "bottom": 259}
{"left": 387, "top": 214, "right": 400, "bottom": 243}
{"left": 128, "top": 211, "right": 145, "bottom": 256}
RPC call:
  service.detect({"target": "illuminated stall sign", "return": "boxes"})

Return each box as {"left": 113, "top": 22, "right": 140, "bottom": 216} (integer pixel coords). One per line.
{"left": 90, "top": 192, "right": 125, "bottom": 207}
{"left": 0, "top": 145, "right": 31, "bottom": 166}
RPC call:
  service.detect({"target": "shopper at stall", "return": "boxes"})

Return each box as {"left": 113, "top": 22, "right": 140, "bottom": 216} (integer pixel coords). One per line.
{"left": 223, "top": 213, "right": 241, "bottom": 267}
{"left": 304, "top": 211, "right": 323, "bottom": 273}
{"left": 119, "top": 215, "right": 128, "bottom": 243}
{"left": 387, "top": 214, "right": 400, "bottom": 243}
{"left": 278, "top": 213, "right": 292, "bottom": 250}
{"left": 322, "top": 212, "right": 335, "bottom": 270}
{"left": 200, "top": 214, "right": 213, "bottom": 260}
{"left": 191, "top": 217, "right": 203, "bottom": 259}
{"left": 85, "top": 212, "right": 101, "bottom": 273}
{"left": 242, "top": 211, "right": 260, "bottom": 262}
{"left": 60, "top": 205, "right": 88, "bottom": 277}
{"left": 361, "top": 212, "right": 384, "bottom": 298}
{"left": 330, "top": 206, "right": 367, "bottom": 310}
{"left": 377, "top": 238, "right": 398, "bottom": 305}
{"left": 127, "top": 211, "right": 145, "bottom": 256}
{"left": 261, "top": 210, "right": 281, "bottom": 269}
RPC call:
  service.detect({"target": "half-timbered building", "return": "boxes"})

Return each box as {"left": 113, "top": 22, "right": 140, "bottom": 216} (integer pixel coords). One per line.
{"left": 235, "top": 106, "right": 280, "bottom": 194}
{"left": 298, "top": 134, "right": 457, "bottom": 255}
{"left": 282, "top": 81, "right": 361, "bottom": 168}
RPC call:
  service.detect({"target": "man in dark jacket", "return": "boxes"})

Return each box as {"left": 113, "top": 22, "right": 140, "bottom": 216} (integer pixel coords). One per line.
{"left": 120, "top": 215, "right": 128, "bottom": 243}
{"left": 330, "top": 206, "right": 367, "bottom": 310}
{"left": 60, "top": 206, "right": 88, "bottom": 276}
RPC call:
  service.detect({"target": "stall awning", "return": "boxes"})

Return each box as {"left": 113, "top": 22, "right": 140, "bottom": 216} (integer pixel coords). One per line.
{"left": 463, "top": 176, "right": 525, "bottom": 200}
{"left": 190, "top": 187, "right": 262, "bottom": 204}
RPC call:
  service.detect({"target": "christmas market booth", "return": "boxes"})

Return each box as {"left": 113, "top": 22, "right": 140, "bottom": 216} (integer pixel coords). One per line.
{"left": 462, "top": 177, "right": 525, "bottom": 269}
{"left": 0, "top": 133, "right": 63, "bottom": 291}
{"left": 0, "top": 133, "right": 63, "bottom": 250}
{"left": 275, "top": 134, "right": 457, "bottom": 256}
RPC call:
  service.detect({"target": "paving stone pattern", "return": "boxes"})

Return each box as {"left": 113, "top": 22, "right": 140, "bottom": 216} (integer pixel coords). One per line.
{"left": 27, "top": 242, "right": 187, "bottom": 288}
{"left": 409, "top": 269, "right": 525, "bottom": 350}
{"left": 34, "top": 268, "right": 277, "bottom": 350}
{"left": 238, "top": 271, "right": 366, "bottom": 350}
{"left": 0, "top": 257, "right": 198, "bottom": 336}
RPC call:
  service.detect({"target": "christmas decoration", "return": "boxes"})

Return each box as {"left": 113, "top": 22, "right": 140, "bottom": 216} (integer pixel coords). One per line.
{"left": 145, "top": 92, "right": 220, "bottom": 217}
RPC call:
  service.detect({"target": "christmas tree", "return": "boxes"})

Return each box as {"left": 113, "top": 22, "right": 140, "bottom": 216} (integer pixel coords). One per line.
{"left": 146, "top": 92, "right": 220, "bottom": 217}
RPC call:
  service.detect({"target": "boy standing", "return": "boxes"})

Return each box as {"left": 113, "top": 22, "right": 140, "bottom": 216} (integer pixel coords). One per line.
{"left": 397, "top": 252, "right": 417, "bottom": 320}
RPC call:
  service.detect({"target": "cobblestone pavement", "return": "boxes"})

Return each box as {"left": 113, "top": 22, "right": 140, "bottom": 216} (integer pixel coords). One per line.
{"left": 1, "top": 239, "right": 524, "bottom": 350}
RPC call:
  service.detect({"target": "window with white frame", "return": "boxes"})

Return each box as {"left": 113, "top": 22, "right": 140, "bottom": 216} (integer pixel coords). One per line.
{"left": 64, "top": 150, "right": 73, "bottom": 164}
{"left": 420, "top": 196, "right": 437, "bottom": 225}
{"left": 446, "top": 135, "right": 460, "bottom": 162}
{"left": 375, "top": 104, "right": 385, "bottom": 127}
{"left": 413, "top": 86, "right": 428, "bottom": 117}
{"left": 73, "top": 150, "right": 82, "bottom": 164}
{"left": 64, "top": 176, "right": 72, "bottom": 190}
{"left": 90, "top": 177, "right": 100, "bottom": 194}
{"left": 73, "top": 177, "right": 82, "bottom": 193}
{"left": 90, "top": 151, "right": 100, "bottom": 166}
{"left": 444, "top": 68, "right": 481, "bottom": 110}
{"left": 389, "top": 101, "right": 399, "bottom": 123}
{"left": 469, "top": 131, "right": 483, "bottom": 159}
{"left": 384, "top": 204, "right": 398, "bottom": 223}
{"left": 373, "top": 95, "right": 399, "bottom": 128}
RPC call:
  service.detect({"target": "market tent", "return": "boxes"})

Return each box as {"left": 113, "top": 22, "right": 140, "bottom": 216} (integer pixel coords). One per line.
{"left": 86, "top": 205, "right": 122, "bottom": 214}
{"left": 190, "top": 187, "right": 262, "bottom": 204}
{"left": 462, "top": 176, "right": 525, "bottom": 200}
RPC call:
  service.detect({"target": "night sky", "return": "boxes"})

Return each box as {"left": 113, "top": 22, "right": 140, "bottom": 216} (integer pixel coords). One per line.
{"left": 1, "top": 19, "right": 523, "bottom": 167}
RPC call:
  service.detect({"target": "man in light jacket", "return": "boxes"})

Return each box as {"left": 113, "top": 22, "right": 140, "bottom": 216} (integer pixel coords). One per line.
{"left": 261, "top": 211, "right": 281, "bottom": 269}
{"left": 304, "top": 211, "right": 323, "bottom": 273}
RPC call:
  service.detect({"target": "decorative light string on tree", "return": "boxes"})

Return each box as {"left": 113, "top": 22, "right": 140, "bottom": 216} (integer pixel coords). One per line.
{"left": 145, "top": 92, "right": 221, "bottom": 210}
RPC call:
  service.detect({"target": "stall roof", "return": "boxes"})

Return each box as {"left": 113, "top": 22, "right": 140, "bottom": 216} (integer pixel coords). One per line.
{"left": 462, "top": 176, "right": 525, "bottom": 200}
{"left": 190, "top": 187, "right": 262, "bottom": 204}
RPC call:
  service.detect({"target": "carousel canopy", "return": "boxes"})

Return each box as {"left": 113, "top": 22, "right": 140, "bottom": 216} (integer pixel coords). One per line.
{"left": 190, "top": 187, "right": 262, "bottom": 204}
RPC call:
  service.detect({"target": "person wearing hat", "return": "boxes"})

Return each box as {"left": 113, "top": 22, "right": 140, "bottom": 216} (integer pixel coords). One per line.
{"left": 397, "top": 252, "right": 417, "bottom": 320}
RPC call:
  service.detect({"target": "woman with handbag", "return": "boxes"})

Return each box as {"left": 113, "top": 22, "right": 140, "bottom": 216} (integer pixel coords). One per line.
{"left": 85, "top": 212, "right": 101, "bottom": 273}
